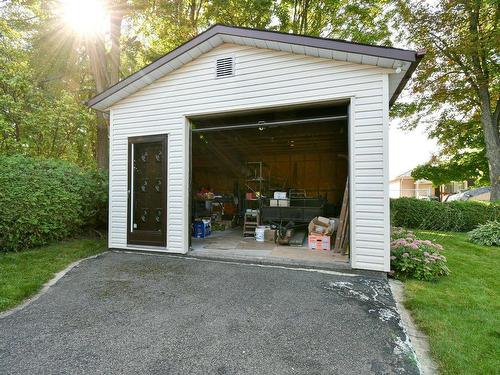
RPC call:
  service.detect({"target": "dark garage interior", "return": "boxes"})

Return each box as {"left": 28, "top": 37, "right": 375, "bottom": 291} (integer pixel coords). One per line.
{"left": 189, "top": 102, "right": 350, "bottom": 263}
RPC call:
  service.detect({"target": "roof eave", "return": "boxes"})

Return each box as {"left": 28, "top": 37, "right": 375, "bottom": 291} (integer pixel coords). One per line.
{"left": 389, "top": 49, "right": 425, "bottom": 107}
{"left": 88, "top": 24, "right": 423, "bottom": 110}
{"left": 87, "top": 25, "right": 222, "bottom": 109}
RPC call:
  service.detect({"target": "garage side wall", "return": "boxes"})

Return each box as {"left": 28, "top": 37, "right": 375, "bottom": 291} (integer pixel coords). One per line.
{"left": 109, "top": 43, "right": 391, "bottom": 272}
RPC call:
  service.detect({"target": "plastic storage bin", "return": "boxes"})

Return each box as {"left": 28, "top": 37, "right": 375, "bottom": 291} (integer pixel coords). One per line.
{"left": 193, "top": 219, "right": 211, "bottom": 238}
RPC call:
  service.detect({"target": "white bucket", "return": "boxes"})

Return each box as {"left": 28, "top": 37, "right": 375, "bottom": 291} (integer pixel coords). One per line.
{"left": 255, "top": 226, "right": 266, "bottom": 242}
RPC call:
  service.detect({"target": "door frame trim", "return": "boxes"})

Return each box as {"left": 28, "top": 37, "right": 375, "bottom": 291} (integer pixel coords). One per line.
{"left": 127, "top": 134, "right": 168, "bottom": 247}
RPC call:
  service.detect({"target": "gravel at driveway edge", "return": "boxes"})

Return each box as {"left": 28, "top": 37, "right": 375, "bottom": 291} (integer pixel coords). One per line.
{"left": 0, "top": 252, "right": 109, "bottom": 319}
{"left": 389, "top": 279, "right": 438, "bottom": 375}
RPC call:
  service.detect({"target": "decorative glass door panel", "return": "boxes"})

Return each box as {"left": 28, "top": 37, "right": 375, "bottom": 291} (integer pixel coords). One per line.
{"left": 128, "top": 135, "right": 167, "bottom": 246}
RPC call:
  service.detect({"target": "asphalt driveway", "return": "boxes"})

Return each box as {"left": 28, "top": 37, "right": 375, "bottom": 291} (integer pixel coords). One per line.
{"left": 0, "top": 252, "right": 419, "bottom": 374}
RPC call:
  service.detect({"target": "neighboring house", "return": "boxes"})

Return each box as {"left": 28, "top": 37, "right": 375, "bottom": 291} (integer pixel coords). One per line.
{"left": 390, "top": 170, "right": 434, "bottom": 199}
{"left": 390, "top": 170, "right": 471, "bottom": 200}
{"left": 88, "top": 25, "right": 423, "bottom": 272}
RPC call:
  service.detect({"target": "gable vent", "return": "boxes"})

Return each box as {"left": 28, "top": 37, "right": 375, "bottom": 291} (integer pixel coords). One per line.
{"left": 215, "top": 57, "right": 234, "bottom": 78}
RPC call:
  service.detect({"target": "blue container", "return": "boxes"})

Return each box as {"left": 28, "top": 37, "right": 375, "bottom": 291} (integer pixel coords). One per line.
{"left": 193, "top": 220, "right": 211, "bottom": 238}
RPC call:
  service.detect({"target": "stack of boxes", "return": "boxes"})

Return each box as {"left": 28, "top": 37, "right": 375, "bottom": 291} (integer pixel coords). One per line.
{"left": 307, "top": 216, "right": 338, "bottom": 250}
{"left": 269, "top": 191, "right": 289, "bottom": 207}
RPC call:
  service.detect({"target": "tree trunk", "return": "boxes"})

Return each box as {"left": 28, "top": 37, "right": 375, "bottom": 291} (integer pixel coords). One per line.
{"left": 109, "top": 8, "right": 124, "bottom": 85}
{"left": 88, "top": 36, "right": 109, "bottom": 170}
{"left": 92, "top": 2, "right": 124, "bottom": 170}
{"left": 96, "top": 112, "right": 109, "bottom": 170}
{"left": 478, "top": 88, "right": 500, "bottom": 201}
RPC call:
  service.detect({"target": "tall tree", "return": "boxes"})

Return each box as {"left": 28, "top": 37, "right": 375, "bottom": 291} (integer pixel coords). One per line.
{"left": 206, "top": 0, "right": 274, "bottom": 30}
{"left": 411, "top": 114, "right": 490, "bottom": 187}
{"left": 85, "top": 0, "right": 129, "bottom": 169}
{"left": 135, "top": 0, "right": 276, "bottom": 63}
{"left": 0, "top": 2, "right": 95, "bottom": 166}
{"left": 396, "top": 0, "right": 500, "bottom": 200}
{"left": 132, "top": 0, "right": 209, "bottom": 62}
{"left": 1, "top": 0, "right": 400, "bottom": 170}
{"left": 274, "top": 0, "right": 394, "bottom": 44}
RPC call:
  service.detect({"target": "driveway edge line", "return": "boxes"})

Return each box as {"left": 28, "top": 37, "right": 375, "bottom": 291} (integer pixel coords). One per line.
{"left": 0, "top": 251, "right": 109, "bottom": 319}
{"left": 389, "top": 279, "right": 438, "bottom": 375}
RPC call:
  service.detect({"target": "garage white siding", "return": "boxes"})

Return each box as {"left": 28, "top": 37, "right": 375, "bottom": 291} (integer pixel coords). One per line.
{"left": 109, "top": 43, "right": 391, "bottom": 271}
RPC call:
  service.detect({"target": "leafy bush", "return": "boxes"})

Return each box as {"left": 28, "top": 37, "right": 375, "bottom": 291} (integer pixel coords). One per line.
{"left": 390, "top": 227, "right": 449, "bottom": 281}
{"left": 391, "top": 198, "right": 500, "bottom": 232}
{"left": 0, "top": 155, "right": 107, "bottom": 252}
{"left": 468, "top": 221, "right": 500, "bottom": 246}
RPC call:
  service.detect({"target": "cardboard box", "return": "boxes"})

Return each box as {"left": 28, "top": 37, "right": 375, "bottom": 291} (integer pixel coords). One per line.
{"left": 278, "top": 199, "right": 290, "bottom": 207}
{"left": 308, "top": 216, "right": 332, "bottom": 235}
{"left": 273, "top": 191, "right": 287, "bottom": 199}
{"left": 308, "top": 234, "right": 331, "bottom": 250}
{"left": 270, "top": 199, "right": 289, "bottom": 207}
{"left": 264, "top": 229, "right": 276, "bottom": 242}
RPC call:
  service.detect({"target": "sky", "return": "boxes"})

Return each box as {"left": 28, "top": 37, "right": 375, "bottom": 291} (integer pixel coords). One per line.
{"left": 389, "top": 119, "right": 438, "bottom": 180}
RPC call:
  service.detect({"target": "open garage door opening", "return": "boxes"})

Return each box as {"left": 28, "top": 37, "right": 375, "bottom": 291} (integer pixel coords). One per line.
{"left": 189, "top": 101, "right": 350, "bottom": 266}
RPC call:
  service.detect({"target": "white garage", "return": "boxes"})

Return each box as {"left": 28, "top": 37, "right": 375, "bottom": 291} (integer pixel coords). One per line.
{"left": 89, "top": 25, "right": 423, "bottom": 272}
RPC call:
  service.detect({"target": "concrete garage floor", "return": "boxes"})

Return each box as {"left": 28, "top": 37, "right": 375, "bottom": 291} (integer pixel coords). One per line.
{"left": 0, "top": 252, "right": 419, "bottom": 375}
{"left": 191, "top": 228, "right": 349, "bottom": 268}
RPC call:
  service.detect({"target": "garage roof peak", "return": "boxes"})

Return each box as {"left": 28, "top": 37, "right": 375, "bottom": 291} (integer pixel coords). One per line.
{"left": 88, "top": 24, "right": 424, "bottom": 111}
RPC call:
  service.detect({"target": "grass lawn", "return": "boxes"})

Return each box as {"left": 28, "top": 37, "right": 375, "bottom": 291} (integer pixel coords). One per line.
{"left": 404, "top": 230, "right": 499, "bottom": 374}
{"left": 0, "top": 237, "right": 106, "bottom": 312}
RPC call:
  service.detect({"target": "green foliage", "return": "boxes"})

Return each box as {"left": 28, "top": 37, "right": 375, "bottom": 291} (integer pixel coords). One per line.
{"left": 207, "top": 0, "right": 275, "bottom": 29}
{"left": 468, "top": 221, "right": 500, "bottom": 247}
{"left": 409, "top": 116, "right": 490, "bottom": 187}
{"left": 394, "top": 0, "right": 499, "bottom": 126}
{"left": 390, "top": 227, "right": 449, "bottom": 281}
{"left": 411, "top": 150, "right": 490, "bottom": 187}
{"left": 134, "top": 0, "right": 395, "bottom": 65}
{"left": 0, "top": 155, "right": 107, "bottom": 252}
{"left": 273, "top": 0, "right": 394, "bottom": 44}
{"left": 2, "top": 0, "right": 396, "bottom": 168}
{"left": 0, "top": 8, "right": 97, "bottom": 167}
{"left": 394, "top": 0, "right": 499, "bottom": 199}
{"left": 390, "top": 198, "right": 500, "bottom": 232}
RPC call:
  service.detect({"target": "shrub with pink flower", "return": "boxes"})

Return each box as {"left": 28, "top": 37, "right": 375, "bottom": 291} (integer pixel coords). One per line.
{"left": 390, "top": 227, "right": 449, "bottom": 281}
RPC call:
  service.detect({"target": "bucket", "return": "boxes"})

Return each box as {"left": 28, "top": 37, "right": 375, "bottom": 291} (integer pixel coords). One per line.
{"left": 255, "top": 226, "right": 266, "bottom": 242}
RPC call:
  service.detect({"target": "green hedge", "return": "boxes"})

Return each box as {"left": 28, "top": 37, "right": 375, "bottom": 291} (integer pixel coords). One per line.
{"left": 391, "top": 197, "right": 500, "bottom": 232}
{"left": 0, "top": 155, "right": 107, "bottom": 251}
